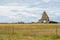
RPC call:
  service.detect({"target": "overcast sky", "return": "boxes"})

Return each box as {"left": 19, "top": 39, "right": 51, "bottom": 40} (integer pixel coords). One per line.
{"left": 0, "top": 0, "right": 60, "bottom": 23}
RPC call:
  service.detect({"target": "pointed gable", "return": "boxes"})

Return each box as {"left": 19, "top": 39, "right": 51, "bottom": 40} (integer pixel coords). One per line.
{"left": 39, "top": 11, "right": 49, "bottom": 23}
{"left": 41, "top": 11, "right": 49, "bottom": 20}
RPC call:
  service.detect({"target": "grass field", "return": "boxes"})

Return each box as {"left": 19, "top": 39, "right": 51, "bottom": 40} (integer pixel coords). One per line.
{"left": 0, "top": 24, "right": 60, "bottom": 40}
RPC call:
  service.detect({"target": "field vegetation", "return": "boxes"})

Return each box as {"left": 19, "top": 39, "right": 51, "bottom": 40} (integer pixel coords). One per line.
{"left": 0, "top": 24, "right": 60, "bottom": 40}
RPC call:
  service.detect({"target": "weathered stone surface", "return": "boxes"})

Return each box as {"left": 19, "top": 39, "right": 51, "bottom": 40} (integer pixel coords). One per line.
{"left": 39, "top": 11, "right": 49, "bottom": 23}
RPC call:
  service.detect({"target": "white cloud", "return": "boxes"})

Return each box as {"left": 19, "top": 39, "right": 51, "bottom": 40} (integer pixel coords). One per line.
{"left": 0, "top": 6, "right": 40, "bottom": 20}
{"left": 34, "top": 2, "right": 42, "bottom": 5}
{"left": 42, "top": 0, "right": 51, "bottom": 3}
{"left": 3, "top": 3, "right": 29, "bottom": 6}
{"left": 0, "top": 2, "right": 59, "bottom": 22}
{"left": 0, "top": 6, "right": 27, "bottom": 19}
{"left": 0, "top": 0, "right": 59, "bottom": 22}
{"left": 17, "top": 12, "right": 40, "bottom": 17}
{"left": 0, "top": 6, "right": 59, "bottom": 17}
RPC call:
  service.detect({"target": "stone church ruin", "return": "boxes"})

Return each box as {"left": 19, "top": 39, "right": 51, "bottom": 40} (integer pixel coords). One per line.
{"left": 38, "top": 11, "right": 58, "bottom": 24}
{"left": 38, "top": 11, "right": 49, "bottom": 23}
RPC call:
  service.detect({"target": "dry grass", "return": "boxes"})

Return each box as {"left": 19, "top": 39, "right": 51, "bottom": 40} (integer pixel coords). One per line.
{"left": 0, "top": 24, "right": 60, "bottom": 40}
